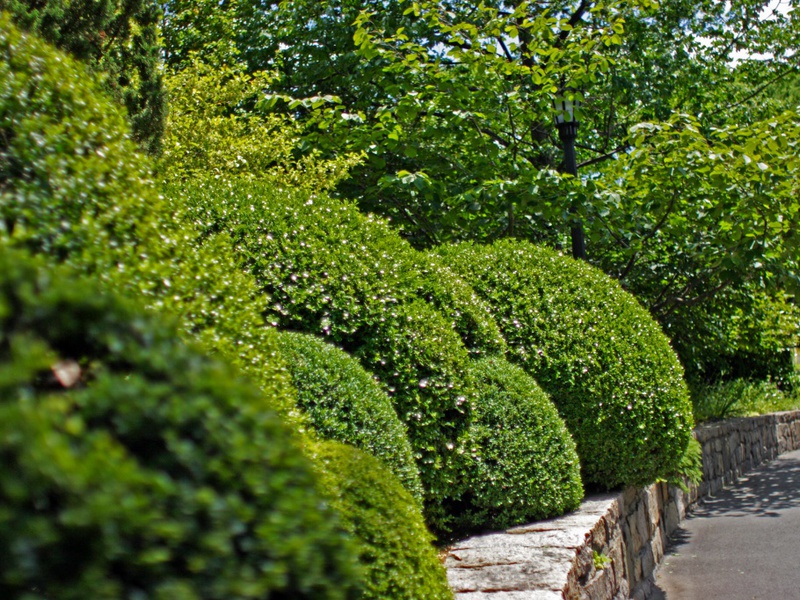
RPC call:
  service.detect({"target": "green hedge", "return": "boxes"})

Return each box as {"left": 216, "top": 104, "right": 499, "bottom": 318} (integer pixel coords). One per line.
{"left": 0, "top": 16, "right": 295, "bottom": 413}
{"left": 0, "top": 248, "right": 362, "bottom": 599}
{"left": 449, "top": 357, "right": 583, "bottom": 533}
{"left": 168, "top": 178, "right": 505, "bottom": 529}
{"left": 277, "top": 331, "right": 423, "bottom": 502}
{"left": 312, "top": 440, "right": 452, "bottom": 600}
{"left": 412, "top": 252, "right": 506, "bottom": 358}
{"left": 130, "top": 228, "right": 298, "bottom": 415}
{"left": 437, "top": 240, "right": 694, "bottom": 489}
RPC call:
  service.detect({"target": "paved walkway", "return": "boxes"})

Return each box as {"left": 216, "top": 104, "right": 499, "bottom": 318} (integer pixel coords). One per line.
{"left": 652, "top": 448, "right": 800, "bottom": 599}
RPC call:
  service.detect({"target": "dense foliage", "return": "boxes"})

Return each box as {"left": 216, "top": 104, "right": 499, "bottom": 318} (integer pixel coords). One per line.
{"left": 277, "top": 331, "right": 423, "bottom": 502}
{"left": 437, "top": 239, "right": 694, "bottom": 489}
{"left": 0, "top": 17, "right": 296, "bottom": 411}
{"left": 451, "top": 357, "right": 583, "bottom": 533}
{"left": 159, "top": 0, "right": 620, "bottom": 245}
{"left": 0, "top": 248, "right": 362, "bottom": 599}
{"left": 168, "top": 177, "right": 508, "bottom": 530}
{"left": 591, "top": 112, "right": 800, "bottom": 380}
{"left": 670, "top": 287, "right": 800, "bottom": 386}
{"left": 7, "top": 1, "right": 799, "bottom": 589}
{"left": 312, "top": 441, "right": 453, "bottom": 600}
{"left": 2, "top": 0, "right": 166, "bottom": 153}
{"left": 691, "top": 378, "right": 800, "bottom": 423}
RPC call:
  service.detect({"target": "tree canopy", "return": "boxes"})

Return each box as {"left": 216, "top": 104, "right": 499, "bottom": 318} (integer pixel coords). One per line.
{"left": 158, "top": 0, "right": 800, "bottom": 379}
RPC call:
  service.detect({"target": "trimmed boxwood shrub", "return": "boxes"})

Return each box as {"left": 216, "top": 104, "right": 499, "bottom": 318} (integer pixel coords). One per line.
{"left": 0, "top": 16, "right": 295, "bottom": 413}
{"left": 168, "top": 177, "right": 505, "bottom": 527}
{"left": 411, "top": 251, "right": 506, "bottom": 358}
{"left": 436, "top": 239, "right": 694, "bottom": 489}
{"left": 276, "top": 330, "right": 423, "bottom": 502}
{"left": 0, "top": 248, "right": 362, "bottom": 599}
{"left": 311, "top": 440, "right": 452, "bottom": 600}
{"left": 448, "top": 357, "right": 583, "bottom": 534}
{"left": 167, "top": 179, "right": 505, "bottom": 359}
{"left": 137, "top": 229, "right": 298, "bottom": 415}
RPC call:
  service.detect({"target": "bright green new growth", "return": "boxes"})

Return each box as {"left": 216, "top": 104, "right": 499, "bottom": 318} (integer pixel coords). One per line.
{"left": 0, "top": 248, "right": 362, "bottom": 599}
{"left": 168, "top": 177, "right": 504, "bottom": 530}
{"left": 0, "top": 17, "right": 295, "bottom": 412}
{"left": 159, "top": 59, "right": 363, "bottom": 190}
{"left": 277, "top": 331, "right": 423, "bottom": 502}
{"left": 312, "top": 440, "right": 453, "bottom": 600}
{"left": 437, "top": 239, "right": 694, "bottom": 489}
{"left": 451, "top": 356, "right": 583, "bottom": 533}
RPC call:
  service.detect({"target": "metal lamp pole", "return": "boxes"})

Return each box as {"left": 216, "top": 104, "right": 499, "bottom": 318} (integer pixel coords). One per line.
{"left": 555, "top": 97, "right": 586, "bottom": 261}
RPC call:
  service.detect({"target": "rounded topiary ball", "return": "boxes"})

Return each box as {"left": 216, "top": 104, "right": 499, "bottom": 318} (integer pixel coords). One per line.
{"left": 311, "top": 440, "right": 453, "bottom": 600}
{"left": 436, "top": 239, "right": 694, "bottom": 489}
{"left": 277, "top": 330, "right": 423, "bottom": 502}
{"left": 0, "top": 249, "right": 362, "bottom": 599}
{"left": 448, "top": 356, "right": 583, "bottom": 533}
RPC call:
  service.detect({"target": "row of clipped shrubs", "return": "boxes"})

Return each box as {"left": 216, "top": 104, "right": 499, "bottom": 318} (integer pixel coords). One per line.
{"left": 0, "top": 14, "right": 694, "bottom": 598}
{"left": 175, "top": 177, "right": 693, "bottom": 493}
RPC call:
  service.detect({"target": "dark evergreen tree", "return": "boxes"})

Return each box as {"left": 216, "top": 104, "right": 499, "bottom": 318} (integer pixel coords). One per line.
{"left": 2, "top": 0, "right": 166, "bottom": 154}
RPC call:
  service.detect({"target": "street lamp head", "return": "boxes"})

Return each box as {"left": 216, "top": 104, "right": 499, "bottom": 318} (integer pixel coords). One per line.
{"left": 554, "top": 97, "right": 577, "bottom": 124}
{"left": 554, "top": 95, "right": 580, "bottom": 140}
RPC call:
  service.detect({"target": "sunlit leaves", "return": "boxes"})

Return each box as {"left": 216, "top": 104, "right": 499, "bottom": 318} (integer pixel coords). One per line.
{"left": 587, "top": 109, "right": 800, "bottom": 378}
{"left": 592, "top": 110, "right": 800, "bottom": 307}
{"left": 160, "top": 59, "right": 363, "bottom": 191}
{"left": 168, "top": 178, "right": 509, "bottom": 533}
{"left": 248, "top": 0, "right": 635, "bottom": 245}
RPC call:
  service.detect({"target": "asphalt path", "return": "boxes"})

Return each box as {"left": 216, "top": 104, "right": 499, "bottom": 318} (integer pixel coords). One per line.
{"left": 652, "top": 448, "right": 800, "bottom": 599}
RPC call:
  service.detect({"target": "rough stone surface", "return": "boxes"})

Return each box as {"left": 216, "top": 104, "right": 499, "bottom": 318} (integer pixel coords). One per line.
{"left": 445, "top": 410, "right": 800, "bottom": 599}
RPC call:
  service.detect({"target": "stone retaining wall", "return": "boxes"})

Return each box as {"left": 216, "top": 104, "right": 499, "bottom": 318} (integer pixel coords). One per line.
{"left": 693, "top": 411, "right": 800, "bottom": 500}
{"left": 445, "top": 410, "right": 800, "bottom": 599}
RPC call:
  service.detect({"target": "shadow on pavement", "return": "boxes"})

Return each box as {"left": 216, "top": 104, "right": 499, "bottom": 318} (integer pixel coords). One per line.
{"left": 648, "top": 453, "right": 800, "bottom": 598}
{"left": 691, "top": 453, "right": 800, "bottom": 519}
{"left": 648, "top": 585, "right": 667, "bottom": 600}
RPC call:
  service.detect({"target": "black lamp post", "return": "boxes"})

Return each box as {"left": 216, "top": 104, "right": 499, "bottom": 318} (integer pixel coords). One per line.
{"left": 555, "top": 97, "right": 586, "bottom": 261}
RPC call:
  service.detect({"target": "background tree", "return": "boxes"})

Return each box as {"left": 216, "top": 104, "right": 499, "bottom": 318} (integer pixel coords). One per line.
{"left": 259, "top": 0, "right": 629, "bottom": 247}
{"left": 158, "top": 0, "right": 800, "bottom": 381}
{"left": 588, "top": 111, "right": 800, "bottom": 381}
{"left": 164, "top": 0, "right": 800, "bottom": 243}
